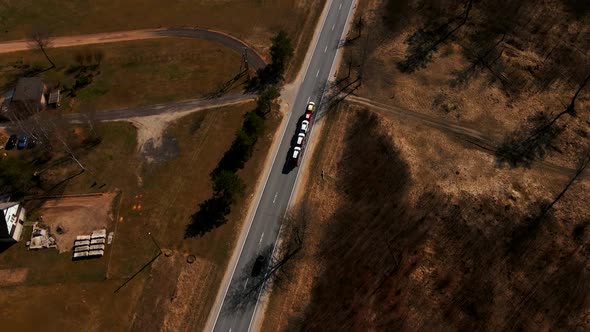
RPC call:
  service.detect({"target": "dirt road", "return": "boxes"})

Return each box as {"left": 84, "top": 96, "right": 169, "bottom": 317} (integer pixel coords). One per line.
{"left": 64, "top": 93, "right": 253, "bottom": 122}
{"left": 0, "top": 27, "right": 266, "bottom": 71}
{"left": 348, "top": 95, "right": 583, "bottom": 177}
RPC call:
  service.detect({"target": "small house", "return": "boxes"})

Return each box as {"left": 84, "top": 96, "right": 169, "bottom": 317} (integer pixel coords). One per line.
{"left": 0, "top": 202, "right": 25, "bottom": 243}
{"left": 11, "top": 77, "right": 46, "bottom": 115}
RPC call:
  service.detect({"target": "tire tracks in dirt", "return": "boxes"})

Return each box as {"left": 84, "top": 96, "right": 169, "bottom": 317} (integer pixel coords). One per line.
{"left": 347, "top": 95, "right": 583, "bottom": 178}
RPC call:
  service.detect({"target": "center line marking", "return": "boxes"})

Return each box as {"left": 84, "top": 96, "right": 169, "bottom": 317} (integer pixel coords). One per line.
{"left": 259, "top": 233, "right": 264, "bottom": 244}
{"left": 316, "top": 69, "right": 320, "bottom": 77}
{"left": 339, "top": 2, "right": 342, "bottom": 10}
{"left": 324, "top": 45, "right": 328, "bottom": 52}
{"left": 273, "top": 192, "right": 278, "bottom": 203}
{"left": 332, "top": 24, "right": 335, "bottom": 31}
{"left": 244, "top": 278, "right": 249, "bottom": 290}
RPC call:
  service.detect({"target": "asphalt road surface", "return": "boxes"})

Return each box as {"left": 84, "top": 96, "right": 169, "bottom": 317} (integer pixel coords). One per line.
{"left": 212, "top": 0, "right": 355, "bottom": 331}
{"left": 155, "top": 28, "right": 266, "bottom": 71}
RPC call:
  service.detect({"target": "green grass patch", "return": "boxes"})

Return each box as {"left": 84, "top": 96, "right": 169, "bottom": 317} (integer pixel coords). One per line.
{"left": 0, "top": 38, "right": 246, "bottom": 112}
{"left": 76, "top": 82, "right": 109, "bottom": 99}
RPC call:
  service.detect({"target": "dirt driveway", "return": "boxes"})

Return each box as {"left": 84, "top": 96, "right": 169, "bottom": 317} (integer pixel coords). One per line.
{"left": 38, "top": 193, "right": 116, "bottom": 253}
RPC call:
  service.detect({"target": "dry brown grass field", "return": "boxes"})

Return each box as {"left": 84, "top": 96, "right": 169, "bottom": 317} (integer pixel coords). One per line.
{"left": 263, "top": 1, "right": 590, "bottom": 330}
{"left": 0, "top": 38, "right": 247, "bottom": 113}
{"left": 263, "top": 0, "right": 590, "bottom": 331}
{"left": 0, "top": 0, "right": 325, "bottom": 82}
{"left": 337, "top": 0, "right": 589, "bottom": 169}
{"left": 0, "top": 1, "right": 327, "bottom": 330}
{"left": 262, "top": 104, "right": 590, "bottom": 331}
{"left": 0, "top": 102, "right": 282, "bottom": 331}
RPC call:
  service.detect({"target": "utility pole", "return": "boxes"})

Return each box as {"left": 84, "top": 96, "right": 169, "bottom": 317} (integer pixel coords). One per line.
{"left": 148, "top": 231, "right": 162, "bottom": 254}
{"left": 114, "top": 232, "right": 162, "bottom": 293}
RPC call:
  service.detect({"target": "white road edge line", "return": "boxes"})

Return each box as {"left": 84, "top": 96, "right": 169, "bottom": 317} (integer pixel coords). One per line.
{"left": 210, "top": 109, "right": 292, "bottom": 331}
{"left": 246, "top": 1, "right": 357, "bottom": 332}
{"left": 297, "top": 0, "right": 334, "bottom": 105}
{"left": 217, "top": 0, "right": 336, "bottom": 326}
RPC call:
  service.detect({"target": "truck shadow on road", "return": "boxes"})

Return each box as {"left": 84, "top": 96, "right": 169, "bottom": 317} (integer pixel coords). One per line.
{"left": 282, "top": 114, "right": 310, "bottom": 174}
{"left": 282, "top": 150, "right": 297, "bottom": 174}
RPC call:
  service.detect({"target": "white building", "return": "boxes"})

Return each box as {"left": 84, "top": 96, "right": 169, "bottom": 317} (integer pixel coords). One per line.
{"left": 0, "top": 202, "right": 25, "bottom": 243}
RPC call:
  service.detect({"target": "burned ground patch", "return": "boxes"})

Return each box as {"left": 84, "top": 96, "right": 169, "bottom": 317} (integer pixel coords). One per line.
{"left": 140, "top": 131, "right": 180, "bottom": 164}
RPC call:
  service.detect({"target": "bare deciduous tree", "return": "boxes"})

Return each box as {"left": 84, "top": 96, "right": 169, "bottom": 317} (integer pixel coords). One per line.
{"left": 7, "top": 101, "right": 85, "bottom": 171}
{"left": 496, "top": 71, "right": 590, "bottom": 167}
{"left": 541, "top": 147, "right": 590, "bottom": 217}
{"left": 28, "top": 26, "right": 55, "bottom": 70}
{"left": 565, "top": 72, "right": 590, "bottom": 116}
{"left": 74, "top": 52, "right": 84, "bottom": 67}
{"left": 398, "top": 0, "right": 474, "bottom": 73}
{"left": 50, "top": 112, "right": 86, "bottom": 171}
{"left": 224, "top": 210, "right": 307, "bottom": 311}
{"left": 80, "top": 106, "right": 96, "bottom": 135}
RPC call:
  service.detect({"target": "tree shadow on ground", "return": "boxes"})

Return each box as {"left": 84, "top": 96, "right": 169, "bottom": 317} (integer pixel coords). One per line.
{"left": 0, "top": 242, "right": 15, "bottom": 253}
{"left": 297, "top": 109, "right": 413, "bottom": 330}
{"left": 40, "top": 165, "right": 85, "bottom": 196}
{"left": 206, "top": 70, "right": 249, "bottom": 99}
{"left": 448, "top": 32, "right": 506, "bottom": 89}
{"left": 223, "top": 245, "right": 274, "bottom": 313}
{"left": 244, "top": 66, "right": 281, "bottom": 94}
{"left": 397, "top": 25, "right": 453, "bottom": 73}
{"left": 293, "top": 107, "right": 589, "bottom": 331}
{"left": 495, "top": 112, "right": 564, "bottom": 168}
{"left": 397, "top": 1, "right": 472, "bottom": 73}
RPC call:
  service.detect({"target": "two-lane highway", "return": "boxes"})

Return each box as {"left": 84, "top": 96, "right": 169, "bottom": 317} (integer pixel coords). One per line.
{"left": 212, "top": 0, "right": 356, "bottom": 331}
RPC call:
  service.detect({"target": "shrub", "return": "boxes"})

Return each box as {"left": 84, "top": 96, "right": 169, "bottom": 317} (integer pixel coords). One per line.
{"left": 216, "top": 129, "right": 257, "bottom": 173}
{"left": 73, "top": 74, "right": 91, "bottom": 90}
{"left": 212, "top": 169, "right": 244, "bottom": 202}
{"left": 0, "top": 157, "right": 34, "bottom": 197}
{"left": 270, "top": 30, "right": 294, "bottom": 78}
{"left": 243, "top": 111, "right": 265, "bottom": 137}
{"left": 185, "top": 195, "right": 232, "bottom": 237}
{"left": 187, "top": 67, "right": 282, "bottom": 236}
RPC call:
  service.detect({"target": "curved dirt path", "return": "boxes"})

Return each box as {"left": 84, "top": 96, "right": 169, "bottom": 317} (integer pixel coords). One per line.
{"left": 0, "top": 27, "right": 267, "bottom": 71}
{"left": 0, "top": 27, "right": 265, "bottom": 130}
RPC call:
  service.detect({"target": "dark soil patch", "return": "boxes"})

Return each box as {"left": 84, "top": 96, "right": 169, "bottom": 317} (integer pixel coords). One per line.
{"left": 140, "top": 132, "right": 180, "bottom": 164}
